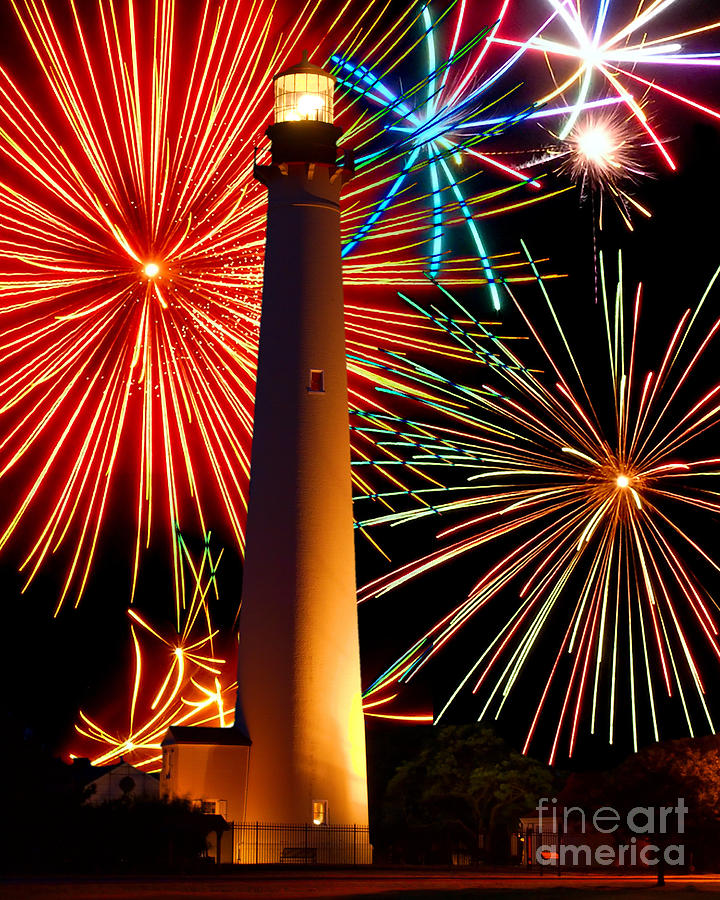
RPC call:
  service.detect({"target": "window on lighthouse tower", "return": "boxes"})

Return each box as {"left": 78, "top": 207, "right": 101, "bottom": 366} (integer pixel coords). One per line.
{"left": 308, "top": 369, "right": 325, "bottom": 393}
{"left": 312, "top": 800, "right": 328, "bottom": 825}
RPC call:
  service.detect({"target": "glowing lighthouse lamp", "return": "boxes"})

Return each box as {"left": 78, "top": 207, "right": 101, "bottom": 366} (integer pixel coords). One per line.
{"left": 273, "top": 56, "right": 334, "bottom": 124}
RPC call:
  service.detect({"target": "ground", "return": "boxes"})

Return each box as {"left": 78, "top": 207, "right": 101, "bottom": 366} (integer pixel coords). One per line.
{"left": 3, "top": 870, "right": 720, "bottom": 899}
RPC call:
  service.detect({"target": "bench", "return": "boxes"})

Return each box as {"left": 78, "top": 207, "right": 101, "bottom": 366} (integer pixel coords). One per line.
{"left": 280, "top": 847, "right": 317, "bottom": 863}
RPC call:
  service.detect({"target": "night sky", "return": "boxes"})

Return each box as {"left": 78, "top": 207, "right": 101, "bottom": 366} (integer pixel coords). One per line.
{"left": 1, "top": 0, "right": 720, "bottom": 772}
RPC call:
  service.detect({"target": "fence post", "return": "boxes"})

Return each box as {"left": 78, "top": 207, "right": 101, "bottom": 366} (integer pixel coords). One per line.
{"left": 255, "top": 821, "right": 258, "bottom": 865}
{"left": 557, "top": 821, "right": 562, "bottom": 878}
{"left": 538, "top": 829, "right": 543, "bottom": 876}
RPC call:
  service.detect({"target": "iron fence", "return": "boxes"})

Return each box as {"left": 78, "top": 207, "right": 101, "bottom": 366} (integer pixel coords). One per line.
{"left": 233, "top": 821, "right": 372, "bottom": 864}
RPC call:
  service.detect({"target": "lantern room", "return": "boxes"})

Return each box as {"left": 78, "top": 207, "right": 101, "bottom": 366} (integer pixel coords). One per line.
{"left": 273, "top": 52, "right": 335, "bottom": 124}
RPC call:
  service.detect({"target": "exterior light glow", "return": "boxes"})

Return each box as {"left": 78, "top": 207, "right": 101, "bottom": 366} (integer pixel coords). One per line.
{"left": 144, "top": 262, "right": 160, "bottom": 278}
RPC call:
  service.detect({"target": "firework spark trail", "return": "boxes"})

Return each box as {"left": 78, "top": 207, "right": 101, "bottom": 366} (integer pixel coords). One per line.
{"left": 4, "top": 0, "right": 528, "bottom": 617}
{"left": 11, "top": 0, "right": 716, "bottom": 752}
{"left": 333, "top": 0, "right": 554, "bottom": 309}
{"left": 331, "top": 0, "right": 687, "bottom": 302}
{"left": 0, "top": 0, "right": 312, "bottom": 617}
{"left": 0, "top": 0, "right": 575, "bottom": 752}
{"left": 355, "top": 254, "right": 720, "bottom": 761}
{"left": 0, "top": 0, "right": 571, "bottom": 619}
{"left": 73, "top": 517, "right": 439, "bottom": 766}
{"left": 542, "top": 112, "right": 653, "bottom": 231}
{"left": 488, "top": 0, "right": 720, "bottom": 169}
{"left": 73, "top": 532, "right": 236, "bottom": 770}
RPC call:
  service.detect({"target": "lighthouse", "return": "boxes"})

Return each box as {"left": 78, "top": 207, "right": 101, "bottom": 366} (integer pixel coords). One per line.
{"left": 234, "top": 55, "right": 369, "bottom": 834}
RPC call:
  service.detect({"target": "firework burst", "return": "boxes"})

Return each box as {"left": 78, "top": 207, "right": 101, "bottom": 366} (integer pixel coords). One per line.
{"left": 355, "top": 251, "right": 720, "bottom": 762}
{"left": 0, "top": 0, "right": 305, "bottom": 614}
{"left": 562, "top": 115, "right": 643, "bottom": 190}
{"left": 0, "top": 0, "right": 486, "bottom": 615}
{"left": 490, "top": 0, "right": 720, "bottom": 170}
{"left": 554, "top": 112, "right": 651, "bottom": 228}
{"left": 333, "top": 1, "right": 593, "bottom": 306}
{"left": 74, "top": 532, "right": 235, "bottom": 770}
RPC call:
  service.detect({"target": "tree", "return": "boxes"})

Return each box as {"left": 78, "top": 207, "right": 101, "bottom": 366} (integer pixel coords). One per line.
{"left": 382, "top": 725, "right": 553, "bottom": 864}
{"left": 611, "top": 737, "right": 720, "bottom": 876}
{"left": 80, "top": 796, "right": 213, "bottom": 870}
{"left": 559, "top": 735, "right": 720, "bottom": 878}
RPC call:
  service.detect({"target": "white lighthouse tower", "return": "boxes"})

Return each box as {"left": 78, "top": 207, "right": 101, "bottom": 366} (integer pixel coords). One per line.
{"left": 234, "top": 55, "right": 369, "bottom": 837}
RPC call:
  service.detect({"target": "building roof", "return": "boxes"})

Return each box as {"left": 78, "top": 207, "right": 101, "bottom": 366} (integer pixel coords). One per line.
{"left": 86, "top": 760, "right": 159, "bottom": 786}
{"left": 273, "top": 51, "right": 335, "bottom": 82}
{"left": 161, "top": 726, "right": 251, "bottom": 747}
{"left": 84, "top": 761, "right": 159, "bottom": 805}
